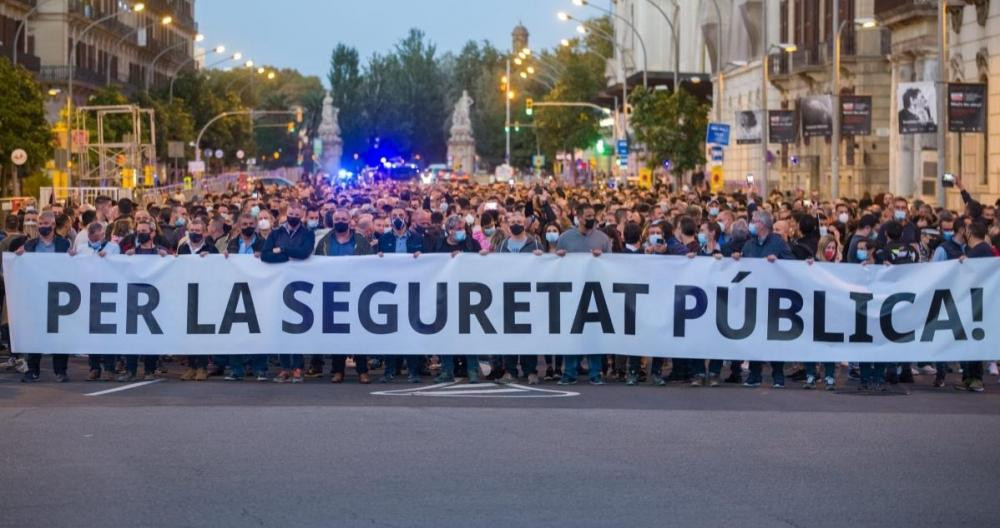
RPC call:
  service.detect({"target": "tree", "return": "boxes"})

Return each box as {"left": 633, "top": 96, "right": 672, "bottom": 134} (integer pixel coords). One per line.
{"left": 328, "top": 44, "right": 366, "bottom": 161}
{"left": 629, "top": 87, "right": 709, "bottom": 177}
{"left": 0, "top": 58, "right": 53, "bottom": 195}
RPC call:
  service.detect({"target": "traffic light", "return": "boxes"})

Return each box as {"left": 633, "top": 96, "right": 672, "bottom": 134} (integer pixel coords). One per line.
{"left": 595, "top": 139, "right": 605, "bottom": 154}
{"left": 287, "top": 122, "right": 295, "bottom": 133}
{"left": 525, "top": 98, "right": 534, "bottom": 116}
{"left": 514, "top": 122, "right": 520, "bottom": 133}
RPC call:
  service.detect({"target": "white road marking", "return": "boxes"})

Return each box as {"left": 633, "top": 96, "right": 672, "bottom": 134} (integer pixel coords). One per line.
{"left": 371, "top": 381, "right": 579, "bottom": 398}
{"left": 84, "top": 379, "right": 163, "bottom": 397}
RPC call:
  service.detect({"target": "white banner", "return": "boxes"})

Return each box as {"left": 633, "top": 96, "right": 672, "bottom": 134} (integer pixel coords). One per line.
{"left": 4, "top": 253, "right": 997, "bottom": 361}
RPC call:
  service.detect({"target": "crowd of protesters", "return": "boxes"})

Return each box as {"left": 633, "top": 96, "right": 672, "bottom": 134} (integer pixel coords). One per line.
{"left": 1, "top": 170, "right": 998, "bottom": 393}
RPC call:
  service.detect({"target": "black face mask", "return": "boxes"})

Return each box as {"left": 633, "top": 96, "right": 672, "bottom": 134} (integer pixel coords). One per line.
{"left": 584, "top": 218, "right": 596, "bottom": 230}
{"left": 38, "top": 226, "right": 53, "bottom": 237}
{"left": 137, "top": 232, "right": 151, "bottom": 244}
{"left": 414, "top": 225, "right": 426, "bottom": 235}
{"left": 188, "top": 233, "right": 204, "bottom": 244}
{"left": 286, "top": 217, "right": 301, "bottom": 228}
{"left": 334, "top": 221, "right": 349, "bottom": 233}
{"left": 241, "top": 226, "right": 256, "bottom": 238}
{"left": 392, "top": 218, "right": 406, "bottom": 231}
{"left": 510, "top": 224, "right": 525, "bottom": 235}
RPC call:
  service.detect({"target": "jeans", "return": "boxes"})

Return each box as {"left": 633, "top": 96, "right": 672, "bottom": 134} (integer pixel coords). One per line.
{"left": 690, "top": 359, "right": 726, "bottom": 377}
{"left": 562, "top": 355, "right": 604, "bottom": 382}
{"left": 125, "top": 355, "right": 158, "bottom": 376}
{"left": 626, "top": 356, "right": 664, "bottom": 377}
{"left": 859, "top": 363, "right": 885, "bottom": 384}
{"left": 279, "top": 354, "right": 304, "bottom": 370}
{"left": 962, "top": 361, "right": 983, "bottom": 382}
{"left": 503, "top": 355, "right": 538, "bottom": 377}
{"left": 747, "top": 361, "right": 785, "bottom": 384}
{"left": 440, "top": 355, "right": 480, "bottom": 378}
{"left": 230, "top": 355, "right": 269, "bottom": 377}
{"left": 331, "top": 355, "right": 369, "bottom": 375}
{"left": 26, "top": 354, "right": 69, "bottom": 376}
{"left": 384, "top": 355, "right": 422, "bottom": 378}
{"left": 88, "top": 354, "right": 116, "bottom": 373}
{"left": 804, "top": 362, "right": 836, "bottom": 379}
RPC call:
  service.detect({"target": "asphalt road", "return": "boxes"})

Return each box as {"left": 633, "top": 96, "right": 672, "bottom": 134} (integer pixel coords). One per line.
{"left": 2, "top": 358, "right": 999, "bottom": 528}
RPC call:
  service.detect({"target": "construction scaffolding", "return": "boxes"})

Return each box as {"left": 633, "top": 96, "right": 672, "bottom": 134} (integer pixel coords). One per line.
{"left": 72, "top": 105, "right": 157, "bottom": 187}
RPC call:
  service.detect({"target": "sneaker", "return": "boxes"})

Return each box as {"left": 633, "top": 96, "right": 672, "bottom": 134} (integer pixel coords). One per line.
{"left": 21, "top": 372, "right": 39, "bottom": 383}
{"left": 498, "top": 372, "right": 515, "bottom": 384}
{"left": 919, "top": 365, "right": 938, "bottom": 376}
{"left": 708, "top": 373, "right": 720, "bottom": 387}
{"left": 378, "top": 374, "right": 394, "bottom": 384}
{"left": 223, "top": 373, "right": 241, "bottom": 381}
{"left": 54, "top": 373, "right": 70, "bottom": 383}
{"left": 650, "top": 374, "right": 666, "bottom": 387}
{"left": 305, "top": 367, "right": 323, "bottom": 379}
{"left": 180, "top": 367, "right": 196, "bottom": 381}
{"left": 117, "top": 373, "right": 136, "bottom": 383}
{"left": 359, "top": 373, "right": 371, "bottom": 384}
{"left": 101, "top": 370, "right": 115, "bottom": 382}
{"left": 543, "top": 367, "right": 555, "bottom": 381}
{"left": 407, "top": 375, "right": 421, "bottom": 384}
{"left": 625, "top": 373, "right": 638, "bottom": 386}
{"left": 803, "top": 375, "right": 816, "bottom": 389}
{"left": 824, "top": 376, "right": 836, "bottom": 391}
{"left": 743, "top": 379, "right": 761, "bottom": 388}
{"left": 690, "top": 376, "right": 703, "bottom": 387}
{"left": 433, "top": 373, "right": 455, "bottom": 383}
{"left": 255, "top": 372, "right": 268, "bottom": 382}
{"left": 557, "top": 377, "right": 578, "bottom": 385}
{"left": 772, "top": 382, "right": 785, "bottom": 389}
{"left": 988, "top": 362, "right": 999, "bottom": 376}
{"left": 527, "top": 373, "right": 539, "bottom": 385}
{"left": 330, "top": 372, "right": 344, "bottom": 384}
{"left": 291, "top": 368, "right": 304, "bottom": 383}
{"left": 194, "top": 368, "right": 208, "bottom": 381}
{"left": 589, "top": 377, "right": 605, "bottom": 385}
{"left": 933, "top": 377, "right": 946, "bottom": 388}
{"left": 143, "top": 373, "right": 157, "bottom": 381}
{"left": 968, "top": 379, "right": 985, "bottom": 392}
{"left": 273, "top": 370, "right": 290, "bottom": 383}
{"left": 87, "top": 369, "right": 100, "bottom": 382}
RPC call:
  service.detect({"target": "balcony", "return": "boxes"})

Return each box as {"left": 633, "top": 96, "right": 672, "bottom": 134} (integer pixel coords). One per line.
{"left": 769, "top": 29, "right": 890, "bottom": 82}
{"left": 39, "top": 65, "right": 106, "bottom": 87}
{"left": 0, "top": 46, "right": 41, "bottom": 72}
{"left": 874, "top": 0, "right": 937, "bottom": 25}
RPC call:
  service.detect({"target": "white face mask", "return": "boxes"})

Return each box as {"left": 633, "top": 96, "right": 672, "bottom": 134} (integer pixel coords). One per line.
{"left": 258, "top": 219, "right": 271, "bottom": 231}
{"left": 838, "top": 212, "right": 849, "bottom": 224}
{"left": 464, "top": 214, "right": 476, "bottom": 226}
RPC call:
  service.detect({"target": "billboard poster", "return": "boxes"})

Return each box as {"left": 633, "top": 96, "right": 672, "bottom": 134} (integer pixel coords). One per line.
{"left": 735, "top": 111, "right": 762, "bottom": 144}
{"left": 948, "top": 83, "right": 986, "bottom": 133}
{"left": 801, "top": 95, "right": 833, "bottom": 137}
{"left": 897, "top": 81, "right": 937, "bottom": 134}
{"left": 840, "top": 95, "right": 872, "bottom": 136}
{"left": 768, "top": 110, "right": 798, "bottom": 144}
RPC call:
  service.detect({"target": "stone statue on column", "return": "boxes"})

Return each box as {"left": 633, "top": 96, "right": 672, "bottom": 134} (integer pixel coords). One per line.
{"left": 447, "top": 90, "right": 477, "bottom": 174}
{"left": 317, "top": 91, "right": 343, "bottom": 175}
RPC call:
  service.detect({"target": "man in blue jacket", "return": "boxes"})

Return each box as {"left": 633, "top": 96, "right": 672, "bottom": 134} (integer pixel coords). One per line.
{"left": 376, "top": 207, "right": 425, "bottom": 383}
{"left": 737, "top": 210, "right": 793, "bottom": 388}
{"left": 261, "top": 201, "right": 314, "bottom": 383}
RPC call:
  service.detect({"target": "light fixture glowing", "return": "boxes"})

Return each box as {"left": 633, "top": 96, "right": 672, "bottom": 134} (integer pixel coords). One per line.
{"left": 194, "top": 33, "right": 205, "bottom": 42}
{"left": 557, "top": 11, "right": 569, "bottom": 21}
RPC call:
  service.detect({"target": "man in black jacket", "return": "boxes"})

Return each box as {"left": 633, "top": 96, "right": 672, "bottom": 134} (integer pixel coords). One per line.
{"left": 15, "top": 212, "right": 71, "bottom": 382}
{"left": 955, "top": 220, "right": 994, "bottom": 392}
{"left": 177, "top": 218, "right": 219, "bottom": 381}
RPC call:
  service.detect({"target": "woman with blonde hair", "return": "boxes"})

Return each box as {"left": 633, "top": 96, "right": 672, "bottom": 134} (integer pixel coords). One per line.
{"left": 803, "top": 234, "right": 842, "bottom": 390}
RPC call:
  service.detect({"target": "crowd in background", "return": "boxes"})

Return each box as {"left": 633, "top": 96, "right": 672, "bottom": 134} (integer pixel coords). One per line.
{"left": 1, "top": 171, "right": 998, "bottom": 392}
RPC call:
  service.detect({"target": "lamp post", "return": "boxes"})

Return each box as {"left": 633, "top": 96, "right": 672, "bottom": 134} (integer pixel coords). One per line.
{"left": 67, "top": 2, "right": 146, "bottom": 188}
{"left": 561, "top": 7, "right": 647, "bottom": 88}
{"left": 106, "top": 15, "right": 179, "bottom": 87}
{"left": 710, "top": 0, "right": 723, "bottom": 121}
{"left": 168, "top": 46, "right": 228, "bottom": 102}
{"left": 12, "top": 0, "right": 58, "bottom": 66}
{"left": 936, "top": 0, "right": 948, "bottom": 206}
{"left": 831, "top": 13, "right": 878, "bottom": 200}
{"left": 146, "top": 31, "right": 202, "bottom": 92}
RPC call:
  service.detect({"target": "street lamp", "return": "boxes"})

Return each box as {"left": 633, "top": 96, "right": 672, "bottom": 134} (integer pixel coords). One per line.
{"left": 104, "top": 15, "right": 176, "bottom": 88}
{"left": 561, "top": 11, "right": 647, "bottom": 89}
{"left": 168, "top": 44, "right": 227, "bottom": 102}
{"left": 66, "top": 1, "right": 145, "bottom": 187}
{"left": 12, "top": 0, "right": 59, "bottom": 66}
{"left": 831, "top": 10, "right": 880, "bottom": 200}
{"left": 641, "top": 0, "right": 679, "bottom": 91}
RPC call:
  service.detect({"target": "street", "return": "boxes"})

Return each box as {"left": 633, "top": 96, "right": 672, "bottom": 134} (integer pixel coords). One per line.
{"left": 2, "top": 359, "right": 999, "bottom": 528}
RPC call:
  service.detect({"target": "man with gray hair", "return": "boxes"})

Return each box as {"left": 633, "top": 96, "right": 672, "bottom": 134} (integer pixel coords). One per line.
{"left": 736, "top": 209, "right": 794, "bottom": 388}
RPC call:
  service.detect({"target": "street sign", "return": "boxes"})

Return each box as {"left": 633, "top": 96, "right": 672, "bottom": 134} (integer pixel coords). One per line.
{"left": 236, "top": 149, "right": 245, "bottom": 160}
{"left": 638, "top": 168, "right": 653, "bottom": 189}
{"left": 167, "top": 141, "right": 185, "bottom": 158}
{"left": 616, "top": 139, "right": 628, "bottom": 156}
{"left": 214, "top": 149, "right": 224, "bottom": 159}
{"left": 187, "top": 160, "right": 206, "bottom": 173}
{"left": 709, "top": 165, "right": 724, "bottom": 193}
{"left": 10, "top": 149, "right": 27, "bottom": 166}
{"left": 532, "top": 154, "right": 545, "bottom": 168}
{"left": 706, "top": 123, "right": 731, "bottom": 146}
{"left": 710, "top": 146, "right": 724, "bottom": 163}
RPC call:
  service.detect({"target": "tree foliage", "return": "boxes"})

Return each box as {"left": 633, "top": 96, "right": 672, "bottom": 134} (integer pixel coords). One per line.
{"left": 629, "top": 87, "right": 709, "bottom": 174}
{"left": 0, "top": 58, "right": 53, "bottom": 194}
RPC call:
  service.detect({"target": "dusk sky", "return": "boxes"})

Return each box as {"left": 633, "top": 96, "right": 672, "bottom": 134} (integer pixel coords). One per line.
{"left": 195, "top": 0, "right": 583, "bottom": 83}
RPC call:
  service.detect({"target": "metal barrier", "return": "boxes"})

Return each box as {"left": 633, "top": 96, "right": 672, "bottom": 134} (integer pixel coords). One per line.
{"left": 39, "top": 187, "right": 134, "bottom": 206}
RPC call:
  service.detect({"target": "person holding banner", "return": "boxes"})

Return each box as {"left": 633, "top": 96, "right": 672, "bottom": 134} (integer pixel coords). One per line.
{"left": 955, "top": 220, "right": 993, "bottom": 393}
{"left": 433, "top": 214, "right": 486, "bottom": 384}
{"left": 556, "top": 204, "right": 611, "bottom": 386}
{"left": 736, "top": 210, "right": 793, "bottom": 388}
{"left": 495, "top": 210, "right": 544, "bottom": 385}
{"left": 262, "top": 202, "right": 314, "bottom": 384}
{"left": 802, "top": 235, "right": 842, "bottom": 390}
{"left": 377, "top": 208, "right": 425, "bottom": 384}
{"left": 15, "top": 211, "right": 71, "bottom": 382}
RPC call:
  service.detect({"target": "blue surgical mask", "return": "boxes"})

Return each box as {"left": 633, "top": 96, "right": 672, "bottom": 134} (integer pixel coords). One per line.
{"left": 856, "top": 249, "right": 868, "bottom": 261}
{"left": 250, "top": 206, "right": 260, "bottom": 218}
{"left": 484, "top": 227, "right": 496, "bottom": 236}
{"left": 545, "top": 232, "right": 559, "bottom": 243}
{"left": 696, "top": 232, "right": 708, "bottom": 246}
{"left": 819, "top": 226, "right": 829, "bottom": 237}
{"left": 175, "top": 217, "right": 186, "bottom": 227}
{"left": 709, "top": 207, "right": 719, "bottom": 216}
{"left": 648, "top": 234, "right": 663, "bottom": 245}
{"left": 89, "top": 242, "right": 102, "bottom": 250}
{"left": 454, "top": 230, "right": 467, "bottom": 242}
{"left": 943, "top": 231, "right": 954, "bottom": 241}
{"left": 749, "top": 223, "right": 759, "bottom": 236}
{"left": 306, "top": 219, "right": 319, "bottom": 229}
{"left": 893, "top": 210, "right": 906, "bottom": 221}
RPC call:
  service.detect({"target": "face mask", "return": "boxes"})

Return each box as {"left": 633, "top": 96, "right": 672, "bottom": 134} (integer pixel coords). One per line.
{"left": 454, "top": 230, "right": 467, "bottom": 242}
{"left": 510, "top": 224, "right": 525, "bottom": 236}
{"left": 823, "top": 247, "right": 836, "bottom": 261}
{"left": 334, "top": 222, "right": 349, "bottom": 233}
{"left": 545, "top": 232, "right": 559, "bottom": 243}
{"left": 819, "top": 226, "right": 829, "bottom": 237}
{"left": 392, "top": 218, "right": 406, "bottom": 231}
{"left": 189, "top": 233, "right": 204, "bottom": 244}
{"left": 464, "top": 214, "right": 476, "bottom": 226}
{"left": 137, "top": 232, "right": 151, "bottom": 244}
{"left": 484, "top": 227, "right": 496, "bottom": 236}
{"left": 749, "top": 223, "right": 759, "bottom": 236}
{"left": 250, "top": 206, "right": 260, "bottom": 218}
{"left": 943, "top": 231, "right": 954, "bottom": 241}
{"left": 383, "top": 226, "right": 393, "bottom": 234}
{"left": 175, "top": 218, "right": 186, "bottom": 227}
{"left": 89, "top": 241, "right": 102, "bottom": 250}
{"left": 893, "top": 210, "right": 906, "bottom": 221}
{"left": 869, "top": 231, "right": 878, "bottom": 241}
{"left": 258, "top": 219, "right": 272, "bottom": 231}
{"left": 286, "top": 217, "right": 301, "bottom": 228}
{"left": 856, "top": 249, "right": 868, "bottom": 261}
{"left": 648, "top": 234, "right": 663, "bottom": 245}
{"left": 414, "top": 225, "right": 426, "bottom": 235}
{"left": 24, "top": 221, "right": 37, "bottom": 227}
{"left": 306, "top": 220, "right": 319, "bottom": 229}
{"left": 241, "top": 226, "right": 256, "bottom": 238}
{"left": 38, "top": 226, "right": 53, "bottom": 237}
{"left": 439, "top": 203, "right": 449, "bottom": 213}
{"left": 709, "top": 207, "right": 719, "bottom": 216}
{"left": 838, "top": 213, "right": 849, "bottom": 224}
{"left": 717, "top": 221, "right": 727, "bottom": 232}
{"left": 584, "top": 218, "right": 596, "bottom": 230}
